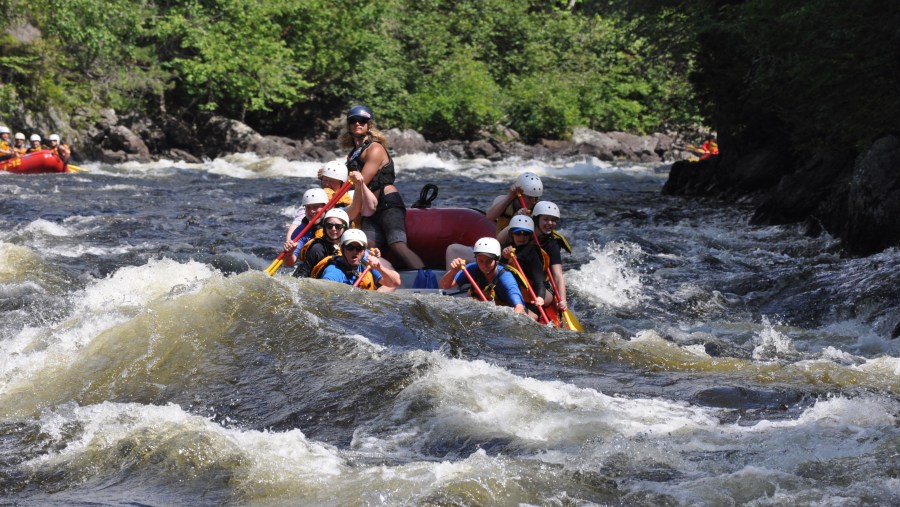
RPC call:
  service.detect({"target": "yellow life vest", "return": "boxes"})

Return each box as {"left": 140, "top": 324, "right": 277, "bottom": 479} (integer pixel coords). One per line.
{"left": 310, "top": 254, "right": 376, "bottom": 290}
{"left": 324, "top": 187, "right": 353, "bottom": 207}
{"left": 549, "top": 231, "right": 572, "bottom": 253}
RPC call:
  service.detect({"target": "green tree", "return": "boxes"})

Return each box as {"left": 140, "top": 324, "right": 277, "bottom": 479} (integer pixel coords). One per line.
{"left": 155, "top": 0, "right": 310, "bottom": 120}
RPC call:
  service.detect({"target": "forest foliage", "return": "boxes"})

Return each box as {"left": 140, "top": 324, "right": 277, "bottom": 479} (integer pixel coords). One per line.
{"left": 0, "top": 0, "right": 896, "bottom": 152}
{"left": 0, "top": 0, "right": 699, "bottom": 142}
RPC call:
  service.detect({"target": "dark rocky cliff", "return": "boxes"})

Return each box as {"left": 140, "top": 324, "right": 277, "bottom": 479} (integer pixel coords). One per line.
{"left": 663, "top": 134, "right": 900, "bottom": 256}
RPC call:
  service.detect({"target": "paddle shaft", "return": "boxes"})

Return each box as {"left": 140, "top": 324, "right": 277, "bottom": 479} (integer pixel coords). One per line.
{"left": 460, "top": 266, "right": 488, "bottom": 301}
{"left": 509, "top": 251, "right": 550, "bottom": 325}
{"left": 352, "top": 265, "right": 372, "bottom": 287}
{"left": 266, "top": 179, "right": 353, "bottom": 275}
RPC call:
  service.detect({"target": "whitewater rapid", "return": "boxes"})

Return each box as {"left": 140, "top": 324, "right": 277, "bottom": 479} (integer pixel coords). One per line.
{"left": 0, "top": 152, "right": 898, "bottom": 506}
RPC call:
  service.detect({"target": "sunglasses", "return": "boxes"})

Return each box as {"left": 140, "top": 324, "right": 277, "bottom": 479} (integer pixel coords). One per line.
{"left": 512, "top": 230, "right": 532, "bottom": 236}
{"left": 348, "top": 117, "right": 369, "bottom": 125}
{"left": 324, "top": 223, "right": 346, "bottom": 230}
{"left": 343, "top": 244, "right": 365, "bottom": 252}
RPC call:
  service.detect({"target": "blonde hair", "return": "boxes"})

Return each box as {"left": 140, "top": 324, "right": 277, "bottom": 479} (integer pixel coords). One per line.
{"left": 339, "top": 119, "right": 390, "bottom": 150}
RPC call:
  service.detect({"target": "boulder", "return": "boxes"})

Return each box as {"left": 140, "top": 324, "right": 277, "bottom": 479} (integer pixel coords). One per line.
{"left": 608, "top": 131, "right": 660, "bottom": 162}
{"left": 466, "top": 139, "right": 498, "bottom": 159}
{"left": 843, "top": 135, "right": 900, "bottom": 254}
{"left": 104, "top": 125, "right": 151, "bottom": 162}
{"left": 385, "top": 128, "right": 428, "bottom": 154}
{"left": 570, "top": 127, "right": 624, "bottom": 160}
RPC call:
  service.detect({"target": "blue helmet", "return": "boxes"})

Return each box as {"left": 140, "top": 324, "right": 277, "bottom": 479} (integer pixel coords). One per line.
{"left": 347, "top": 105, "right": 374, "bottom": 121}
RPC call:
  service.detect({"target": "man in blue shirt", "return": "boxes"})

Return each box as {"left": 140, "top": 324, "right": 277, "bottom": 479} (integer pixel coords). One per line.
{"left": 439, "top": 237, "right": 526, "bottom": 314}
{"left": 316, "top": 229, "right": 401, "bottom": 291}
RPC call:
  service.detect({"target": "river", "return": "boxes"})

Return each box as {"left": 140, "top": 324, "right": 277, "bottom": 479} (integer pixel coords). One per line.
{"left": 1, "top": 152, "right": 898, "bottom": 506}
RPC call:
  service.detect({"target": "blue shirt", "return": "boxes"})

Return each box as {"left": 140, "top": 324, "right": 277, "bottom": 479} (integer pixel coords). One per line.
{"left": 453, "top": 263, "right": 525, "bottom": 307}
{"left": 320, "top": 256, "right": 383, "bottom": 286}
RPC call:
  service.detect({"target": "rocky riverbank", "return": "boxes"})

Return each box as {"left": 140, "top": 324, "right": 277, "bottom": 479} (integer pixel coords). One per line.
{"left": 662, "top": 134, "right": 900, "bottom": 257}
{"left": 74, "top": 109, "right": 691, "bottom": 165}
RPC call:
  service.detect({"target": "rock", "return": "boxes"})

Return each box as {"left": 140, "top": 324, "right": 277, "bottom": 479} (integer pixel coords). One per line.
{"left": 570, "top": 127, "right": 625, "bottom": 160}
{"left": 844, "top": 134, "right": 900, "bottom": 254}
{"left": 104, "top": 125, "right": 151, "bottom": 162}
{"left": 466, "top": 139, "right": 497, "bottom": 159}
{"left": 728, "top": 143, "right": 793, "bottom": 193}
{"left": 430, "top": 140, "right": 468, "bottom": 159}
{"left": 609, "top": 131, "right": 660, "bottom": 161}
{"left": 5, "top": 21, "right": 41, "bottom": 44}
{"left": 385, "top": 128, "right": 428, "bottom": 154}
{"left": 98, "top": 108, "right": 119, "bottom": 128}
{"left": 653, "top": 133, "right": 675, "bottom": 160}
{"left": 751, "top": 151, "right": 855, "bottom": 225}
{"left": 162, "top": 148, "right": 202, "bottom": 164}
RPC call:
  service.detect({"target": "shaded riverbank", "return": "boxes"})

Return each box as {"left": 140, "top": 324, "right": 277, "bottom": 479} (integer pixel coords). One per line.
{"left": 663, "top": 134, "right": 900, "bottom": 258}
{"left": 81, "top": 109, "right": 694, "bottom": 166}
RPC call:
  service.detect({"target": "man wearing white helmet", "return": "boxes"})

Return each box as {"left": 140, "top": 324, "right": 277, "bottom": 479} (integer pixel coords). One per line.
{"left": 286, "top": 208, "right": 351, "bottom": 278}
{"left": 312, "top": 228, "right": 401, "bottom": 291}
{"left": 13, "top": 133, "right": 27, "bottom": 156}
{"left": 26, "top": 134, "right": 44, "bottom": 153}
{"left": 440, "top": 237, "right": 526, "bottom": 314}
{"left": 532, "top": 200, "right": 572, "bottom": 312}
{"left": 0, "top": 127, "right": 16, "bottom": 160}
{"left": 500, "top": 215, "right": 549, "bottom": 319}
{"left": 48, "top": 134, "right": 71, "bottom": 163}
{"left": 485, "top": 172, "right": 543, "bottom": 233}
{"left": 284, "top": 187, "right": 329, "bottom": 254}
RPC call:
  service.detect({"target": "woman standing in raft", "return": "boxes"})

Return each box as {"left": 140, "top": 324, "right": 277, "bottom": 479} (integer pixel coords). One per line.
{"left": 339, "top": 105, "right": 425, "bottom": 270}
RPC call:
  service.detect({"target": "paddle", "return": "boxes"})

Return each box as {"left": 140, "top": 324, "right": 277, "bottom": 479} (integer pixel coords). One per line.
{"left": 66, "top": 164, "right": 87, "bottom": 173}
{"left": 674, "top": 143, "right": 705, "bottom": 155}
{"left": 460, "top": 265, "right": 488, "bottom": 302}
{"left": 509, "top": 250, "right": 552, "bottom": 326}
{"left": 518, "top": 195, "right": 583, "bottom": 331}
{"left": 352, "top": 265, "right": 372, "bottom": 287}
{"left": 265, "top": 179, "right": 353, "bottom": 276}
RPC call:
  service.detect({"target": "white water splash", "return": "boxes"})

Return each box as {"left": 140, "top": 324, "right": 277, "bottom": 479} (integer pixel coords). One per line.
{"left": 752, "top": 316, "right": 797, "bottom": 361}
{"left": 568, "top": 240, "right": 645, "bottom": 310}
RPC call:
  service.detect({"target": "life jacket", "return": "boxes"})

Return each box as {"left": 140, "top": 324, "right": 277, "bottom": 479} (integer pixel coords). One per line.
{"left": 310, "top": 255, "right": 377, "bottom": 290}
{"left": 26, "top": 146, "right": 43, "bottom": 153}
{"left": 299, "top": 236, "right": 335, "bottom": 262}
{"left": 0, "top": 140, "right": 15, "bottom": 159}
{"left": 13, "top": 144, "right": 26, "bottom": 156}
{"left": 496, "top": 200, "right": 524, "bottom": 233}
{"left": 541, "top": 231, "right": 572, "bottom": 254}
{"left": 346, "top": 139, "right": 396, "bottom": 197}
{"left": 53, "top": 144, "right": 71, "bottom": 161}
{"left": 472, "top": 264, "right": 529, "bottom": 306}
{"left": 324, "top": 186, "right": 353, "bottom": 207}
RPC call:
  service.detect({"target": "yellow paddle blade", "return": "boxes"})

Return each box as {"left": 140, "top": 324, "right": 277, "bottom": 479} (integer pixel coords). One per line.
{"left": 66, "top": 164, "right": 87, "bottom": 173}
{"left": 265, "top": 258, "right": 283, "bottom": 276}
{"left": 562, "top": 309, "right": 586, "bottom": 332}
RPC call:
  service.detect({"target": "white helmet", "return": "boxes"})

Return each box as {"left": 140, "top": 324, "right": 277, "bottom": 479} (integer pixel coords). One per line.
{"left": 472, "top": 237, "right": 501, "bottom": 258}
{"left": 340, "top": 228, "right": 367, "bottom": 247}
{"left": 508, "top": 215, "right": 534, "bottom": 233}
{"left": 301, "top": 188, "right": 329, "bottom": 206}
{"left": 49, "top": 134, "right": 60, "bottom": 142}
{"left": 515, "top": 172, "right": 543, "bottom": 197}
{"left": 14, "top": 132, "right": 25, "bottom": 140}
{"left": 323, "top": 208, "right": 349, "bottom": 227}
{"left": 532, "top": 201, "right": 560, "bottom": 219}
{"left": 321, "top": 160, "right": 348, "bottom": 183}
{"left": 0, "top": 126, "right": 9, "bottom": 134}
{"left": 29, "top": 134, "right": 41, "bottom": 142}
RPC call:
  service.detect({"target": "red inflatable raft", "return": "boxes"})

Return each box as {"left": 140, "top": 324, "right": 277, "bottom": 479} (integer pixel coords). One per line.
{"left": 0, "top": 150, "right": 70, "bottom": 174}
{"left": 383, "top": 207, "right": 495, "bottom": 268}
